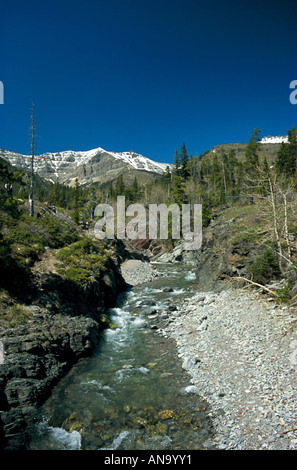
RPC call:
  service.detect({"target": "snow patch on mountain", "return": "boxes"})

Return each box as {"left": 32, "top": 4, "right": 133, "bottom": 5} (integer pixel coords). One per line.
{"left": 0, "top": 146, "right": 170, "bottom": 182}
{"left": 107, "top": 150, "right": 169, "bottom": 172}
{"left": 260, "top": 136, "right": 288, "bottom": 144}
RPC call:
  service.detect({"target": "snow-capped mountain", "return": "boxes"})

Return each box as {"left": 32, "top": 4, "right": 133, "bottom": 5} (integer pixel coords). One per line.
{"left": 0, "top": 146, "right": 171, "bottom": 186}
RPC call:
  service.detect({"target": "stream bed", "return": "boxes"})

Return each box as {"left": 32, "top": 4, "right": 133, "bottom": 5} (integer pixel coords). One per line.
{"left": 26, "top": 263, "right": 215, "bottom": 450}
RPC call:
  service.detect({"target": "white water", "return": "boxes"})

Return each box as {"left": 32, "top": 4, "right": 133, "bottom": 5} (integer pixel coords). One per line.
{"left": 34, "top": 421, "right": 81, "bottom": 450}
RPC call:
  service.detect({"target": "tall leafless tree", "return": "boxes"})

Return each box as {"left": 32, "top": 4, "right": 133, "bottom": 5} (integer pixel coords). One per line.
{"left": 29, "top": 102, "right": 35, "bottom": 216}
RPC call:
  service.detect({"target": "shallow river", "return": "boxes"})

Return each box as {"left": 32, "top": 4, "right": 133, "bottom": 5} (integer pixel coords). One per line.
{"left": 26, "top": 263, "right": 214, "bottom": 450}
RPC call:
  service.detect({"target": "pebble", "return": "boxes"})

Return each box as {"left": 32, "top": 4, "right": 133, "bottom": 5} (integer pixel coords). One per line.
{"left": 158, "top": 287, "right": 297, "bottom": 450}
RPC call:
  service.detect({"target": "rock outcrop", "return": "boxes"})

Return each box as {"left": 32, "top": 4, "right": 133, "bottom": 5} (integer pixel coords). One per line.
{"left": 154, "top": 239, "right": 200, "bottom": 265}
{"left": 153, "top": 205, "right": 274, "bottom": 291}
{"left": 0, "top": 238, "right": 142, "bottom": 450}
{"left": 192, "top": 210, "right": 266, "bottom": 290}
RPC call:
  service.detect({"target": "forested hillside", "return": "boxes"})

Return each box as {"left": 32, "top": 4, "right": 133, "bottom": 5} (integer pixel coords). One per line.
{"left": 1, "top": 126, "right": 297, "bottom": 303}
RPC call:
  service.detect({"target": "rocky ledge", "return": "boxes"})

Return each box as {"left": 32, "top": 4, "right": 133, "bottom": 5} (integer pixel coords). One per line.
{"left": 0, "top": 307, "right": 102, "bottom": 450}
{"left": 0, "top": 238, "right": 146, "bottom": 450}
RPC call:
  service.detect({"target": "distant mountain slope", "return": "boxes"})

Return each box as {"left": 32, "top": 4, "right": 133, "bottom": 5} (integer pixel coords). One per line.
{"left": 200, "top": 136, "right": 286, "bottom": 166}
{"left": 0, "top": 136, "right": 286, "bottom": 188}
{"left": 0, "top": 147, "right": 171, "bottom": 187}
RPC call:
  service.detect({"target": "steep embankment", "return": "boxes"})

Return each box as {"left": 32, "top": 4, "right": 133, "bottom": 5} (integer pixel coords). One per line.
{"left": 155, "top": 202, "right": 294, "bottom": 292}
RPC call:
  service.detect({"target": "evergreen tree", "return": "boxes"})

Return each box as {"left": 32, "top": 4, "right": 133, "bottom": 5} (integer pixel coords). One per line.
{"left": 245, "top": 128, "right": 261, "bottom": 169}
{"left": 275, "top": 127, "right": 297, "bottom": 176}
{"left": 260, "top": 157, "right": 270, "bottom": 196}
{"left": 115, "top": 174, "right": 125, "bottom": 196}
{"left": 226, "top": 150, "right": 237, "bottom": 186}
{"left": 211, "top": 153, "right": 226, "bottom": 204}
{"left": 287, "top": 126, "right": 297, "bottom": 174}
{"left": 179, "top": 142, "right": 189, "bottom": 179}
{"left": 72, "top": 178, "right": 80, "bottom": 224}
{"left": 188, "top": 154, "right": 195, "bottom": 180}
{"left": 169, "top": 174, "right": 188, "bottom": 208}
{"left": 107, "top": 182, "right": 114, "bottom": 200}
{"left": 275, "top": 142, "right": 289, "bottom": 175}
{"left": 173, "top": 148, "right": 180, "bottom": 175}
{"left": 0, "top": 159, "right": 25, "bottom": 215}
{"left": 131, "top": 176, "right": 139, "bottom": 202}
{"left": 162, "top": 166, "right": 172, "bottom": 185}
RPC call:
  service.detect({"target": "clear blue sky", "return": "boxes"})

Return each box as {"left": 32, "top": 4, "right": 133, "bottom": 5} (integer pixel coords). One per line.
{"left": 1, "top": 0, "right": 296, "bottom": 164}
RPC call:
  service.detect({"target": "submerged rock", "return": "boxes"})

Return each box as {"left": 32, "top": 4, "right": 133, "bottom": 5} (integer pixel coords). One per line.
{"left": 158, "top": 410, "right": 174, "bottom": 420}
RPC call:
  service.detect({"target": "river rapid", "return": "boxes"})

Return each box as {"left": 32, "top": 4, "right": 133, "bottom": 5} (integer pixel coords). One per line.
{"left": 26, "top": 263, "right": 215, "bottom": 450}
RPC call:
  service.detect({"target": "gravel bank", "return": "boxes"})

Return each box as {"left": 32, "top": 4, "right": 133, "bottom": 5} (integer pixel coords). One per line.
{"left": 120, "top": 260, "right": 162, "bottom": 286}
{"left": 159, "top": 288, "right": 297, "bottom": 450}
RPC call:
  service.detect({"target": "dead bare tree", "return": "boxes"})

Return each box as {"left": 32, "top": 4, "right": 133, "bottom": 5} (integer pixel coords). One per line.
{"left": 29, "top": 102, "right": 35, "bottom": 217}
{"left": 267, "top": 171, "right": 283, "bottom": 264}
{"left": 279, "top": 187, "right": 293, "bottom": 258}
{"left": 243, "top": 165, "right": 297, "bottom": 274}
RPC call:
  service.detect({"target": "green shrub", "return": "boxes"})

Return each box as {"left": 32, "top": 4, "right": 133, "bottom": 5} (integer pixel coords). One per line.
{"left": 0, "top": 232, "right": 12, "bottom": 269}
{"left": 4, "top": 214, "right": 78, "bottom": 249}
{"left": 32, "top": 216, "right": 79, "bottom": 248}
{"left": 247, "top": 248, "right": 281, "bottom": 284}
{"left": 13, "top": 244, "right": 43, "bottom": 267}
{"left": 276, "top": 279, "right": 294, "bottom": 304}
{"left": 56, "top": 239, "right": 109, "bottom": 288}
{"left": 231, "top": 231, "right": 257, "bottom": 245}
{"left": 63, "top": 266, "right": 91, "bottom": 286}
{"left": 3, "top": 303, "right": 31, "bottom": 326}
{"left": 2, "top": 197, "right": 21, "bottom": 217}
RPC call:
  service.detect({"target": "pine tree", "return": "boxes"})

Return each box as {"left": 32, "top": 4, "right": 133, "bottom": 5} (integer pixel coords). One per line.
{"left": 275, "top": 127, "right": 297, "bottom": 176}
{"left": 211, "top": 153, "right": 226, "bottom": 204}
{"left": 179, "top": 142, "right": 189, "bottom": 179}
{"left": 115, "top": 174, "right": 125, "bottom": 196}
{"left": 275, "top": 142, "right": 289, "bottom": 175}
{"left": 245, "top": 128, "right": 260, "bottom": 169}
{"left": 107, "top": 182, "right": 114, "bottom": 200}
{"left": 169, "top": 174, "right": 188, "bottom": 208}
{"left": 287, "top": 126, "right": 297, "bottom": 174}
{"left": 261, "top": 157, "right": 270, "bottom": 196}
{"left": 73, "top": 178, "right": 80, "bottom": 224}
{"left": 162, "top": 166, "right": 172, "bottom": 184}
{"left": 29, "top": 103, "right": 35, "bottom": 216}
{"left": 173, "top": 148, "right": 180, "bottom": 175}
{"left": 131, "top": 176, "right": 139, "bottom": 201}
{"left": 227, "top": 150, "right": 237, "bottom": 188}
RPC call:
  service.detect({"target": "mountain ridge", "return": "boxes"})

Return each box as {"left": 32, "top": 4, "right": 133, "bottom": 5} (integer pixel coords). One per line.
{"left": 0, "top": 135, "right": 286, "bottom": 188}
{"left": 199, "top": 137, "right": 285, "bottom": 166}
{"left": 0, "top": 146, "right": 171, "bottom": 187}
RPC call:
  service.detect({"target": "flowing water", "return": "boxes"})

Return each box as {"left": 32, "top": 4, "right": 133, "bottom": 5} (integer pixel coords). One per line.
{"left": 26, "top": 263, "right": 214, "bottom": 450}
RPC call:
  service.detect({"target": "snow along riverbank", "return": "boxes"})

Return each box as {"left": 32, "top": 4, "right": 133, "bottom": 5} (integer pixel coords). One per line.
{"left": 157, "top": 287, "right": 297, "bottom": 450}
